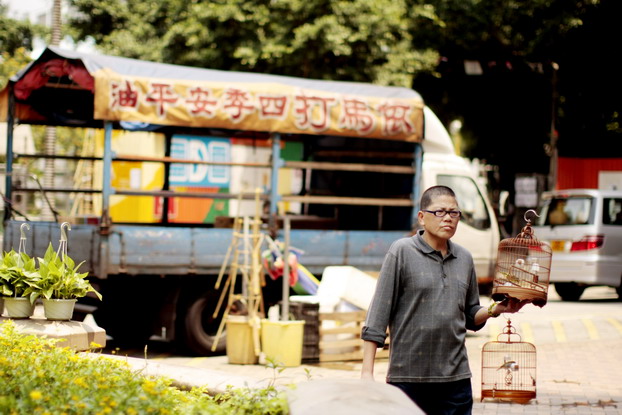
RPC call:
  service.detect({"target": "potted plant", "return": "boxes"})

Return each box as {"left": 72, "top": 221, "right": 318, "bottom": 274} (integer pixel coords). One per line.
{"left": 0, "top": 250, "right": 40, "bottom": 318}
{"left": 33, "top": 243, "right": 102, "bottom": 321}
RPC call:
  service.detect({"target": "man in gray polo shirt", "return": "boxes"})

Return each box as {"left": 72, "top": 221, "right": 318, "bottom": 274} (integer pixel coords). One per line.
{"left": 361, "top": 185, "right": 525, "bottom": 414}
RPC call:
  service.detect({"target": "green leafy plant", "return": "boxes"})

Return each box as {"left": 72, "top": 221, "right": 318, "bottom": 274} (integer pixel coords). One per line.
{"left": 0, "top": 320, "right": 289, "bottom": 414}
{"left": 0, "top": 249, "right": 40, "bottom": 303}
{"left": 34, "top": 243, "right": 102, "bottom": 301}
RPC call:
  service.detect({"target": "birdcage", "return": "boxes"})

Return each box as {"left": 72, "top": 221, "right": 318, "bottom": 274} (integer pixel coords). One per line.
{"left": 481, "top": 319, "right": 536, "bottom": 404}
{"left": 492, "top": 210, "right": 552, "bottom": 307}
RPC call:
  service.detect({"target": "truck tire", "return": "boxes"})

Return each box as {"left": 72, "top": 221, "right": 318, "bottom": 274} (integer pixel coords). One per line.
{"left": 176, "top": 288, "right": 227, "bottom": 356}
{"left": 554, "top": 282, "right": 586, "bottom": 301}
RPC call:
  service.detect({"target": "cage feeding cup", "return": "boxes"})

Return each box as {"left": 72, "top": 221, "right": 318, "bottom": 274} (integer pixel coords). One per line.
{"left": 492, "top": 210, "right": 552, "bottom": 307}
{"left": 481, "top": 319, "right": 537, "bottom": 404}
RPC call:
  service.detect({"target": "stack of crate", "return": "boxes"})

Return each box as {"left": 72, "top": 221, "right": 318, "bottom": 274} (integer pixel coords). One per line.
{"left": 286, "top": 300, "right": 321, "bottom": 363}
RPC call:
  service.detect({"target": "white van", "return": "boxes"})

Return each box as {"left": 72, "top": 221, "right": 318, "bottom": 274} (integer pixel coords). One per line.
{"left": 532, "top": 188, "right": 622, "bottom": 300}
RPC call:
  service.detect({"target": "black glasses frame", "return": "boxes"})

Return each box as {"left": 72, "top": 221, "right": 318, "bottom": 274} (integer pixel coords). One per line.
{"left": 422, "top": 209, "right": 462, "bottom": 218}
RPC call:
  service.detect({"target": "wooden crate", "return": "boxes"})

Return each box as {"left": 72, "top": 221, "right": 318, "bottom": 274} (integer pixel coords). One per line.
{"left": 319, "top": 310, "right": 390, "bottom": 362}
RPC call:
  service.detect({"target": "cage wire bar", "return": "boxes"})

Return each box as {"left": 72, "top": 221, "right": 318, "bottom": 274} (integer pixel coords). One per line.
{"left": 492, "top": 209, "right": 552, "bottom": 307}
{"left": 481, "top": 318, "right": 537, "bottom": 404}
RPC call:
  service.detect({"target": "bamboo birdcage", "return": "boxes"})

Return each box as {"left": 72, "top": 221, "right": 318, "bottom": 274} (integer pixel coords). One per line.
{"left": 481, "top": 319, "right": 537, "bottom": 404}
{"left": 492, "top": 210, "right": 552, "bottom": 307}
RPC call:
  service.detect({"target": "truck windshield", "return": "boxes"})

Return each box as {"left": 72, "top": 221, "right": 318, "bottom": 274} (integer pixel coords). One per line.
{"left": 437, "top": 174, "right": 491, "bottom": 230}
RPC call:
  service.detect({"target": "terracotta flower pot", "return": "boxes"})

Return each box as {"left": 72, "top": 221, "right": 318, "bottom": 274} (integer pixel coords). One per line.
{"left": 42, "top": 299, "right": 77, "bottom": 321}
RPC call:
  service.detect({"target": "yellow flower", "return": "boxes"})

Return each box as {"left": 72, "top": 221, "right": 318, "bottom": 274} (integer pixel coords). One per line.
{"left": 127, "top": 409, "right": 138, "bottom": 415}
{"left": 73, "top": 377, "right": 88, "bottom": 388}
{"left": 29, "top": 390, "right": 43, "bottom": 400}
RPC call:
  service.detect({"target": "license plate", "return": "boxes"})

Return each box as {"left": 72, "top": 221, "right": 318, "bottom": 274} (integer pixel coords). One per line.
{"left": 550, "top": 240, "right": 566, "bottom": 252}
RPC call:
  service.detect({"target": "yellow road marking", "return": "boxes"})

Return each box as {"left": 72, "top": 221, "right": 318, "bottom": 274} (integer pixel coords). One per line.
{"left": 520, "top": 322, "right": 535, "bottom": 344}
{"left": 607, "top": 318, "right": 622, "bottom": 334}
{"left": 552, "top": 320, "right": 567, "bottom": 342}
{"left": 581, "top": 318, "right": 599, "bottom": 340}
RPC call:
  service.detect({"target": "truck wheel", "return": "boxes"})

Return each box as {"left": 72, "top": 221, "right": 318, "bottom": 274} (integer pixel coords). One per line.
{"left": 176, "top": 289, "right": 226, "bottom": 356}
{"left": 554, "top": 282, "right": 586, "bottom": 301}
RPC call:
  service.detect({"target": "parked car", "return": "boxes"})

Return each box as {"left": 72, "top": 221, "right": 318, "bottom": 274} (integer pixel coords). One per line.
{"left": 532, "top": 188, "right": 622, "bottom": 301}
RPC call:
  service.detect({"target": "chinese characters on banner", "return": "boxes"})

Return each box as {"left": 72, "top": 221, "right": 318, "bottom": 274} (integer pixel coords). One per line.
{"left": 95, "top": 74, "right": 424, "bottom": 141}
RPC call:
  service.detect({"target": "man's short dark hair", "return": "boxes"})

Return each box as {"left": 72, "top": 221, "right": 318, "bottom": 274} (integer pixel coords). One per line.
{"left": 420, "top": 185, "right": 457, "bottom": 210}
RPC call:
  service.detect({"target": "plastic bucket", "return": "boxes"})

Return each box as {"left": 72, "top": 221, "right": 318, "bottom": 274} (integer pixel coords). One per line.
{"left": 261, "top": 319, "right": 305, "bottom": 367}
{"left": 226, "top": 315, "right": 259, "bottom": 365}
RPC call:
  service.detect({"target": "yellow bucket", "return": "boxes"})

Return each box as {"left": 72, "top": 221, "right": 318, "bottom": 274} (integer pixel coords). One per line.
{"left": 261, "top": 319, "right": 305, "bottom": 367}
{"left": 226, "top": 315, "right": 259, "bottom": 365}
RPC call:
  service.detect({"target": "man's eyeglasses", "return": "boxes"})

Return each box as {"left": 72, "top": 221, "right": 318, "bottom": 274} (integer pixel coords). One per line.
{"left": 422, "top": 209, "right": 462, "bottom": 219}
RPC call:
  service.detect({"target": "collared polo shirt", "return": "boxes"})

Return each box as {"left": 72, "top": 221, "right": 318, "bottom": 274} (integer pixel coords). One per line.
{"left": 361, "top": 230, "right": 484, "bottom": 383}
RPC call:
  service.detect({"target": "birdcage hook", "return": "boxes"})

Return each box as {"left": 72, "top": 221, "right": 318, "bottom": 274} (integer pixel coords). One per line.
{"left": 56, "top": 222, "right": 72, "bottom": 260}
{"left": 518, "top": 210, "right": 540, "bottom": 238}
{"left": 17, "top": 223, "right": 31, "bottom": 267}
{"left": 19, "top": 222, "right": 30, "bottom": 252}
{"left": 523, "top": 209, "right": 539, "bottom": 224}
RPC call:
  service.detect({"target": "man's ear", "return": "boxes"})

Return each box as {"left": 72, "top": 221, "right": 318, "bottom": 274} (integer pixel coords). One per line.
{"left": 417, "top": 210, "right": 425, "bottom": 227}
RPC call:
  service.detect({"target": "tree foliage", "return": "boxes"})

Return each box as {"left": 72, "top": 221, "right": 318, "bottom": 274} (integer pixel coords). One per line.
{"left": 68, "top": 0, "right": 440, "bottom": 86}
{"left": 0, "top": 1, "right": 38, "bottom": 55}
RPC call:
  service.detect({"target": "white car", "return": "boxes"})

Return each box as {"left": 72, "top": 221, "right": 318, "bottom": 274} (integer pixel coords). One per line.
{"left": 532, "top": 188, "right": 622, "bottom": 301}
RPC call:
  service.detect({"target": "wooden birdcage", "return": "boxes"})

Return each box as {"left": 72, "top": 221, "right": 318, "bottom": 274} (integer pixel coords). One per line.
{"left": 481, "top": 319, "right": 537, "bottom": 404}
{"left": 492, "top": 210, "right": 552, "bottom": 307}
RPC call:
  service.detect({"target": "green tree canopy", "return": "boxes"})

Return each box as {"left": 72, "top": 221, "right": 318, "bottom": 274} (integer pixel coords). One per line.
{"left": 68, "top": 0, "right": 440, "bottom": 86}
{"left": 0, "top": 1, "right": 38, "bottom": 55}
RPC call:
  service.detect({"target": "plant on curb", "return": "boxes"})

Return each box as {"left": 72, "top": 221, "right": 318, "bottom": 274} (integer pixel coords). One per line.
{"left": 0, "top": 249, "right": 40, "bottom": 303}
{"left": 0, "top": 320, "right": 289, "bottom": 414}
{"left": 33, "top": 243, "right": 102, "bottom": 302}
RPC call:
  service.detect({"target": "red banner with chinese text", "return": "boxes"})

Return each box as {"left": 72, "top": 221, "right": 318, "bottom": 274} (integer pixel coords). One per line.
{"left": 93, "top": 69, "right": 424, "bottom": 142}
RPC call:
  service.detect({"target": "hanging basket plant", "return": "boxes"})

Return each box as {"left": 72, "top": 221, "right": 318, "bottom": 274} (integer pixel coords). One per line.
{"left": 0, "top": 250, "right": 40, "bottom": 318}
{"left": 34, "top": 243, "right": 102, "bottom": 302}
{"left": 0, "top": 250, "right": 40, "bottom": 301}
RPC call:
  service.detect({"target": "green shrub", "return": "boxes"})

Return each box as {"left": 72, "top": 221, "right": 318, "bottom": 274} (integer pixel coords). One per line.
{"left": 0, "top": 320, "right": 288, "bottom": 414}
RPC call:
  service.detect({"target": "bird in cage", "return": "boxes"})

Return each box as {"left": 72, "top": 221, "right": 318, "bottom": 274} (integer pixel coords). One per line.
{"left": 497, "top": 356, "right": 519, "bottom": 372}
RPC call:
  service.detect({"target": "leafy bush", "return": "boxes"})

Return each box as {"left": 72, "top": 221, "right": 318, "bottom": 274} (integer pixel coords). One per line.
{"left": 34, "top": 243, "right": 102, "bottom": 301}
{"left": 0, "top": 321, "right": 288, "bottom": 414}
{"left": 0, "top": 250, "right": 39, "bottom": 301}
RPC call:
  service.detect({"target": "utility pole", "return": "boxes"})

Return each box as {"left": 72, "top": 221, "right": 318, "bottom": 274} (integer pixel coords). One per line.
{"left": 41, "top": 0, "right": 62, "bottom": 220}
{"left": 547, "top": 62, "right": 559, "bottom": 191}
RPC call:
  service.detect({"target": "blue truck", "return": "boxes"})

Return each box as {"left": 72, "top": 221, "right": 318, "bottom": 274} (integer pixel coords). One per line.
{"left": 1, "top": 46, "right": 500, "bottom": 354}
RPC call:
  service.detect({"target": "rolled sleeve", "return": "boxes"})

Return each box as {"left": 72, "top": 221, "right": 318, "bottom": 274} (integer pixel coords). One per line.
{"left": 360, "top": 249, "right": 400, "bottom": 348}
{"left": 361, "top": 325, "right": 387, "bottom": 348}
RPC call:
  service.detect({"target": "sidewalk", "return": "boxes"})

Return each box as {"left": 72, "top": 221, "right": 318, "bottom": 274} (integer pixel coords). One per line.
{"left": 113, "top": 332, "right": 622, "bottom": 414}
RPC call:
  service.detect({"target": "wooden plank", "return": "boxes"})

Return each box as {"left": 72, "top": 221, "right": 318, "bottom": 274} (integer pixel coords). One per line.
{"left": 114, "top": 154, "right": 271, "bottom": 168}
{"left": 319, "top": 348, "right": 389, "bottom": 363}
{"left": 284, "top": 160, "right": 414, "bottom": 174}
{"left": 281, "top": 195, "right": 413, "bottom": 207}
{"left": 320, "top": 338, "right": 362, "bottom": 350}
{"left": 317, "top": 310, "right": 391, "bottom": 363}
{"left": 320, "top": 326, "right": 362, "bottom": 335}
{"left": 319, "top": 311, "right": 367, "bottom": 322}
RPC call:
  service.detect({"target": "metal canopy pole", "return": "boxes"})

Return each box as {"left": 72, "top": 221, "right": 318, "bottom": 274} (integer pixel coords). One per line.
{"left": 269, "top": 133, "right": 282, "bottom": 229}
{"left": 281, "top": 215, "right": 290, "bottom": 321}
{"left": 4, "top": 84, "right": 16, "bottom": 220}
{"left": 102, "top": 122, "right": 114, "bottom": 213}
{"left": 411, "top": 142, "right": 423, "bottom": 226}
